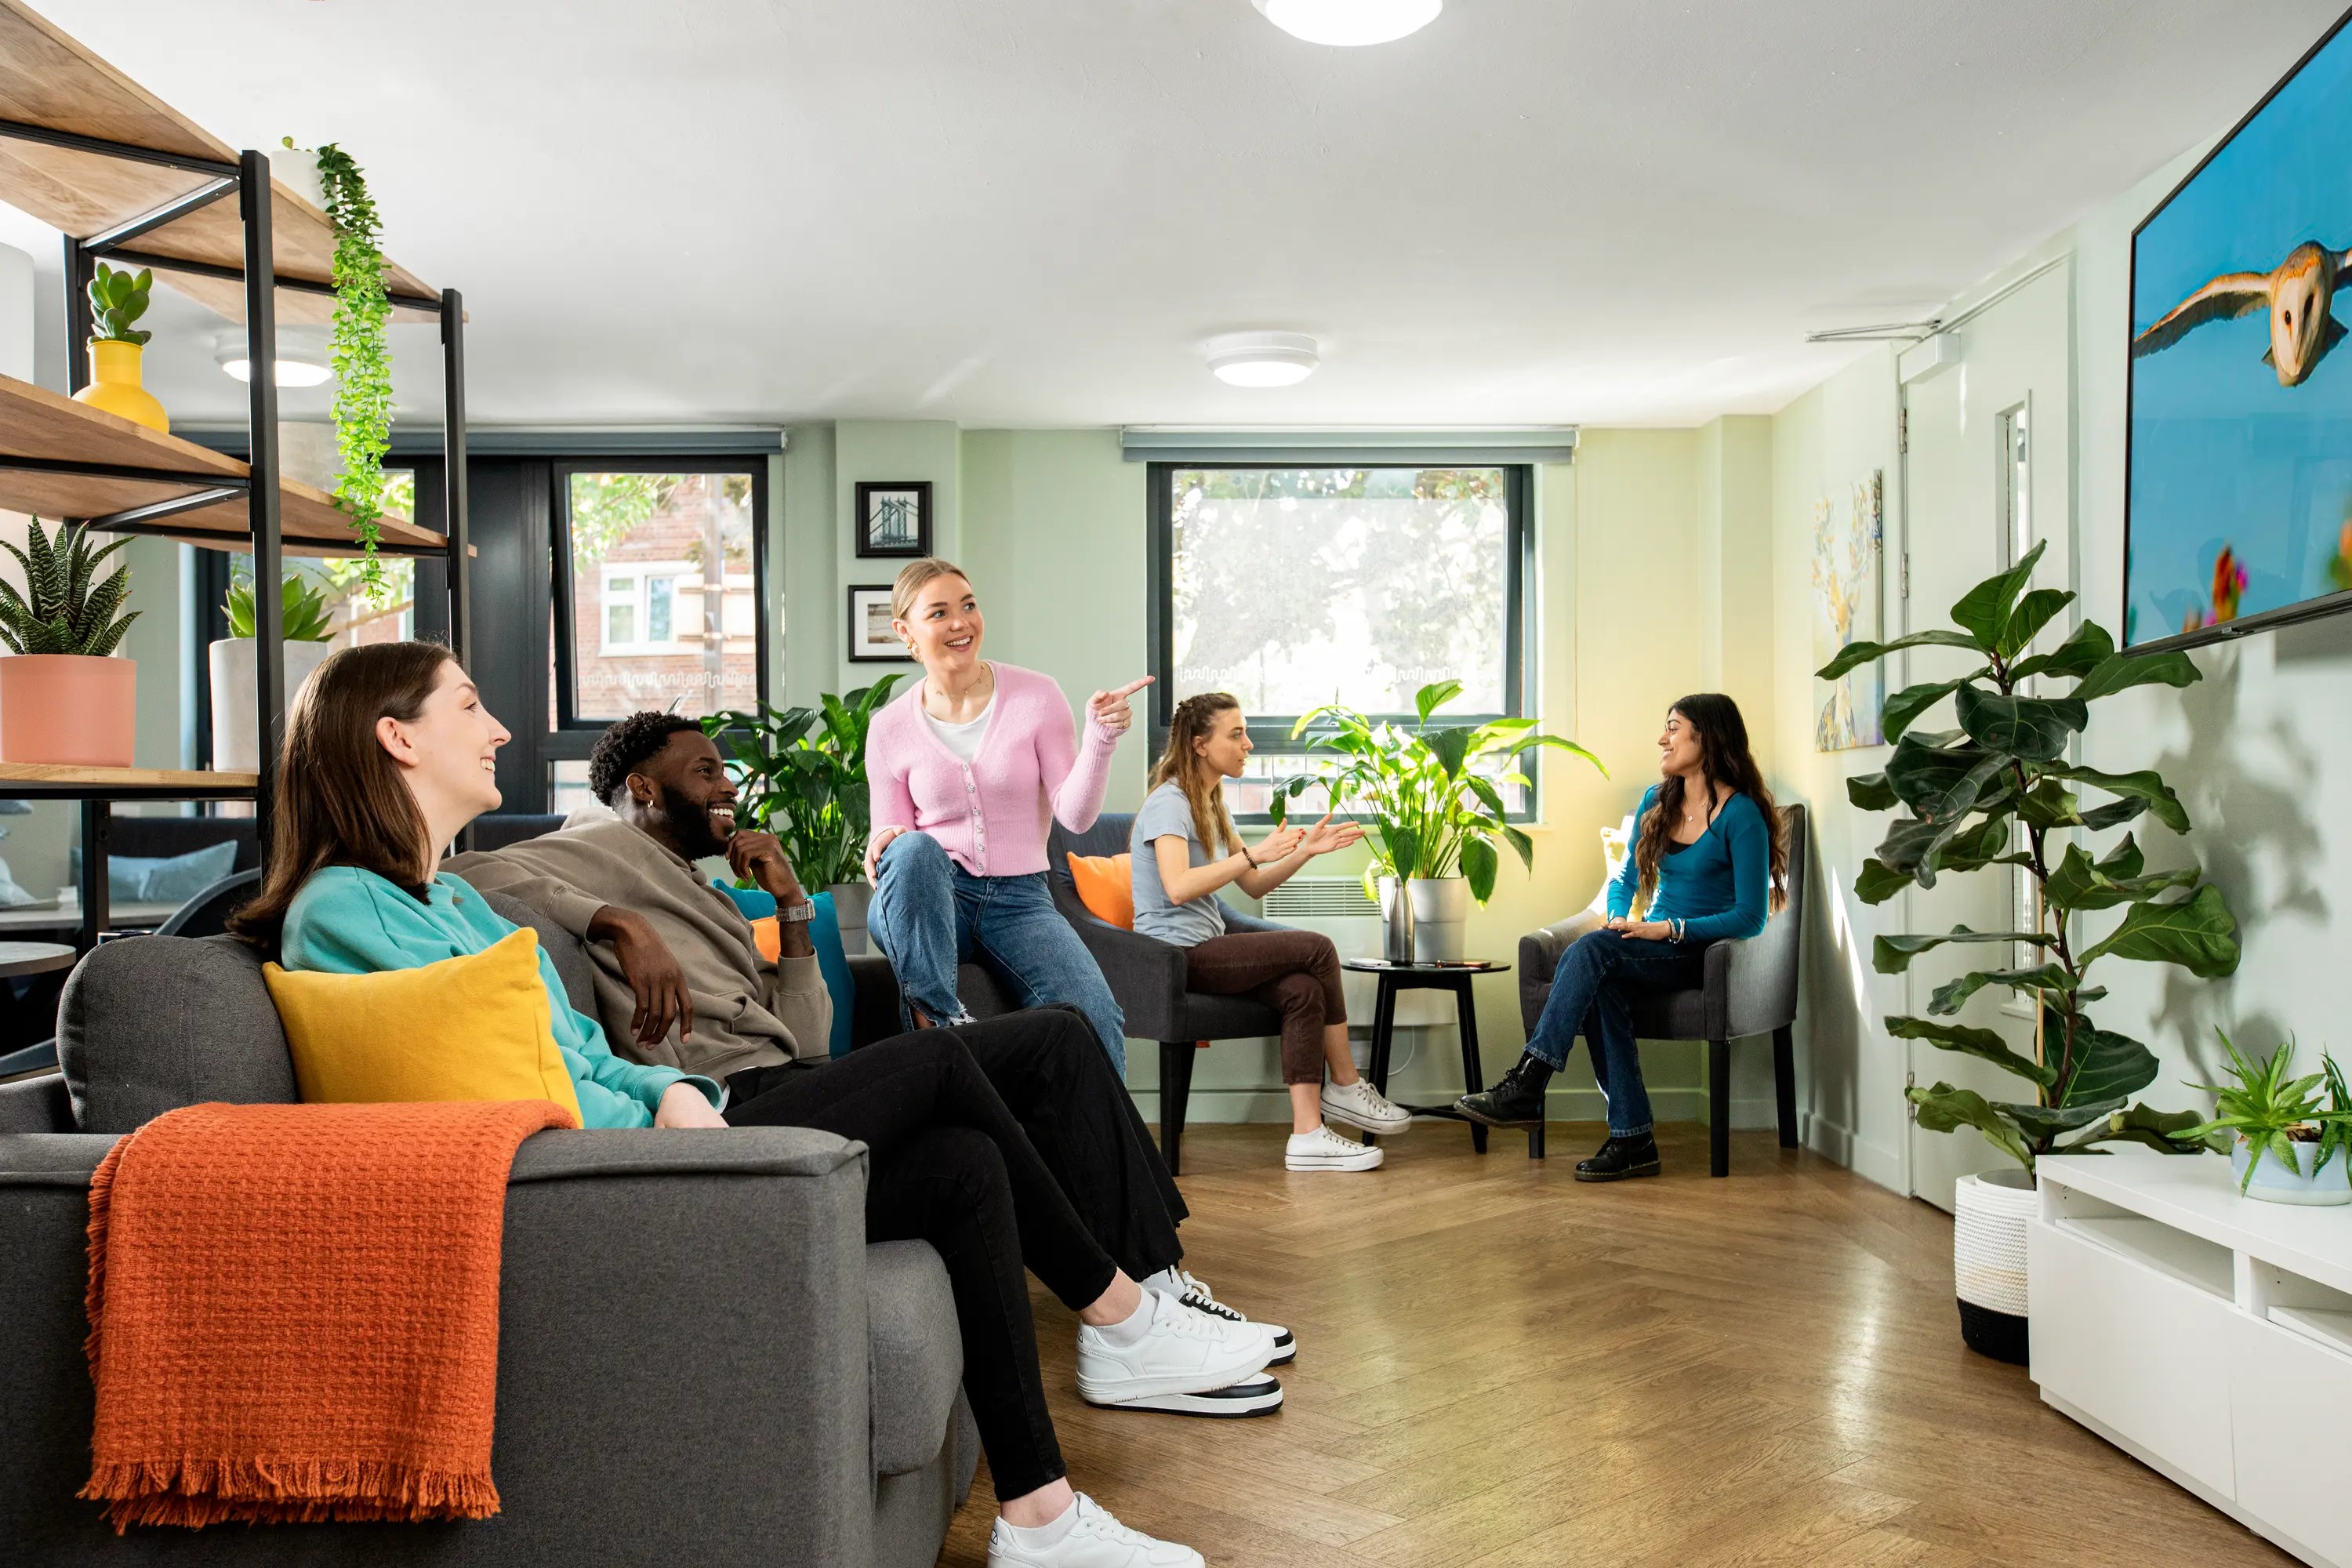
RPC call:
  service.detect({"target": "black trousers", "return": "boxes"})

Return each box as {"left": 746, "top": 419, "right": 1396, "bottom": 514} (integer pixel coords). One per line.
{"left": 724, "top": 1025, "right": 1119, "bottom": 1500}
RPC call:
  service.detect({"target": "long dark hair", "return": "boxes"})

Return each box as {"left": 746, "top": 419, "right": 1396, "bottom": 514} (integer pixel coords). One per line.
{"left": 1632, "top": 692, "right": 1786, "bottom": 912}
{"left": 1149, "top": 692, "right": 1242, "bottom": 855}
{"left": 230, "top": 640, "right": 457, "bottom": 950}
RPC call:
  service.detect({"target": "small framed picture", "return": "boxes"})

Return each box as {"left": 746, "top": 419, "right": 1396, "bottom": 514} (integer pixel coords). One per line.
{"left": 848, "top": 585, "right": 913, "bottom": 662}
{"left": 855, "top": 481, "right": 932, "bottom": 558}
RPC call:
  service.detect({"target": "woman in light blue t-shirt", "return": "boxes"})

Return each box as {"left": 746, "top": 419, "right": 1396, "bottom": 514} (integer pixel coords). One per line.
{"left": 1131, "top": 693, "right": 1414, "bottom": 1173}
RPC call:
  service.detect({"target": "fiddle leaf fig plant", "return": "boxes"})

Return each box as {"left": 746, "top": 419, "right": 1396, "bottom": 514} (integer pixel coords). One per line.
{"left": 87, "top": 262, "right": 152, "bottom": 346}
{"left": 1820, "top": 539, "right": 2240, "bottom": 1173}
{"left": 702, "top": 676, "right": 904, "bottom": 888}
{"left": 1267, "top": 681, "right": 1605, "bottom": 902}
{"left": 310, "top": 140, "right": 393, "bottom": 594}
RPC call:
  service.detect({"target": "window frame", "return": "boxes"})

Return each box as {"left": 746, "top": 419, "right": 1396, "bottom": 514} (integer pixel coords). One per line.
{"left": 1144, "top": 460, "right": 1534, "bottom": 817}
{"left": 550, "top": 457, "right": 771, "bottom": 733}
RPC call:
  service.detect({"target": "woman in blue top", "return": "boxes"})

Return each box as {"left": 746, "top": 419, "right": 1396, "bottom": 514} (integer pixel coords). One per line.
{"left": 230, "top": 641, "right": 1261, "bottom": 1568}
{"left": 1455, "top": 693, "right": 1785, "bottom": 1181}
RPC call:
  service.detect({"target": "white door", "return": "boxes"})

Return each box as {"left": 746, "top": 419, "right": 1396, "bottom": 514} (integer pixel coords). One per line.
{"left": 1895, "top": 260, "right": 2075, "bottom": 1211}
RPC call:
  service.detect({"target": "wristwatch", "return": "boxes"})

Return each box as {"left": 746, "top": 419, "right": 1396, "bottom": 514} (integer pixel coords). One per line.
{"left": 776, "top": 898, "right": 817, "bottom": 924}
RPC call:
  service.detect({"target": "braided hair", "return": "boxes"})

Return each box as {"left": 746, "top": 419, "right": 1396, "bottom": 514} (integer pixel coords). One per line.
{"left": 1149, "top": 692, "right": 1243, "bottom": 855}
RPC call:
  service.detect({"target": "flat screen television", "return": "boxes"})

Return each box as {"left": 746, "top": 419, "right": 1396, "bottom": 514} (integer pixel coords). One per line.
{"left": 2127, "top": 5, "right": 2352, "bottom": 652}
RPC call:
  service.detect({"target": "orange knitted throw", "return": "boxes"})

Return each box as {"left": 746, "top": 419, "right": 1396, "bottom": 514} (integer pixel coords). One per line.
{"left": 81, "top": 1098, "right": 575, "bottom": 1530}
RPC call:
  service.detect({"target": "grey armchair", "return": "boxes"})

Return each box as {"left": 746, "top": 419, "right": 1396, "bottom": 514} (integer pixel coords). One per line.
{"left": 0, "top": 893, "right": 978, "bottom": 1566}
{"left": 1045, "top": 815, "right": 1283, "bottom": 1177}
{"left": 1519, "top": 802, "right": 1807, "bottom": 1177}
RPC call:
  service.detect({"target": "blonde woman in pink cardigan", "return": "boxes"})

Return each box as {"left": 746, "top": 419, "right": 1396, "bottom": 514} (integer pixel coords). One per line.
{"left": 865, "top": 557, "right": 1149, "bottom": 1073}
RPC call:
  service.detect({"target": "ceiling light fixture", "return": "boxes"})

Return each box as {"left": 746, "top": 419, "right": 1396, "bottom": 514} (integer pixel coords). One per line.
{"left": 1205, "top": 331, "right": 1319, "bottom": 387}
{"left": 1250, "top": 0, "right": 1441, "bottom": 47}
{"left": 215, "top": 328, "right": 332, "bottom": 387}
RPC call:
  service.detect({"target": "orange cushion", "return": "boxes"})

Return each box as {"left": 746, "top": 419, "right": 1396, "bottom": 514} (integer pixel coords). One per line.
{"left": 751, "top": 915, "right": 781, "bottom": 962}
{"left": 1065, "top": 851, "right": 1134, "bottom": 929}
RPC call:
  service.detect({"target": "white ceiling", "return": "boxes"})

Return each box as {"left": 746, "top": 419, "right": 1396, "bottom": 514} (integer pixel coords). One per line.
{"left": 9, "top": 0, "right": 2346, "bottom": 430}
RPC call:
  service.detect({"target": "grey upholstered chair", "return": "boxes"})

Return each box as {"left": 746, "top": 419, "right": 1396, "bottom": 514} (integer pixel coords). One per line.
{"left": 1044, "top": 814, "right": 1283, "bottom": 1177}
{"left": 1518, "top": 802, "right": 1807, "bottom": 1177}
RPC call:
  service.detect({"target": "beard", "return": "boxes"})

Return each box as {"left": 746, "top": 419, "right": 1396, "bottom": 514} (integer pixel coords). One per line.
{"left": 653, "top": 782, "right": 734, "bottom": 860}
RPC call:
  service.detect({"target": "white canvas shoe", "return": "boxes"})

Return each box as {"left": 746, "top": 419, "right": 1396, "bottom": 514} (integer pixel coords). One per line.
{"left": 1093, "top": 1372, "right": 1284, "bottom": 1417}
{"left": 987, "top": 1493, "right": 1203, "bottom": 1567}
{"left": 1322, "top": 1077, "right": 1414, "bottom": 1134}
{"left": 1286, "top": 1125, "right": 1385, "bottom": 1171}
{"left": 1076, "top": 1287, "right": 1273, "bottom": 1406}
{"left": 1149, "top": 1266, "right": 1295, "bottom": 1366}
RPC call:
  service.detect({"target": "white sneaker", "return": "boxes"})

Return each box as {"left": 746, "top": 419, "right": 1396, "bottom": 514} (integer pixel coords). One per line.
{"left": 1149, "top": 1267, "right": 1295, "bottom": 1366}
{"left": 1076, "top": 1287, "right": 1273, "bottom": 1406}
{"left": 1286, "top": 1124, "right": 1385, "bottom": 1171}
{"left": 988, "top": 1493, "right": 1203, "bottom": 1567}
{"left": 1093, "top": 1373, "right": 1284, "bottom": 1418}
{"left": 1322, "top": 1077, "right": 1414, "bottom": 1134}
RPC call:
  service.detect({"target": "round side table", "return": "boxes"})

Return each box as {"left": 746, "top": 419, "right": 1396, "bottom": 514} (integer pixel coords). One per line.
{"left": 1340, "top": 959, "right": 1519, "bottom": 1155}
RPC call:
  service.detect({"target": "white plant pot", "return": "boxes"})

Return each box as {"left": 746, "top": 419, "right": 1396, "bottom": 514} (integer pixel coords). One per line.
{"left": 1952, "top": 1167, "right": 2036, "bottom": 1364}
{"left": 826, "top": 880, "right": 871, "bottom": 956}
{"left": 209, "top": 638, "right": 333, "bottom": 771}
{"left": 266, "top": 143, "right": 326, "bottom": 209}
{"left": 2231, "top": 1137, "right": 2352, "bottom": 1205}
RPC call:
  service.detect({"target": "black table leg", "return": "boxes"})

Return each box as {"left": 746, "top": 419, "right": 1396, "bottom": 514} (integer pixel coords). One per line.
{"left": 78, "top": 800, "right": 108, "bottom": 955}
{"left": 1363, "top": 975, "right": 1397, "bottom": 1147}
{"left": 1453, "top": 974, "right": 1489, "bottom": 1154}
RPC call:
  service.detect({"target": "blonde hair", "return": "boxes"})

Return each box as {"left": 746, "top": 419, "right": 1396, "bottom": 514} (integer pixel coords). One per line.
{"left": 891, "top": 557, "right": 971, "bottom": 622}
{"left": 1149, "top": 692, "right": 1242, "bottom": 856}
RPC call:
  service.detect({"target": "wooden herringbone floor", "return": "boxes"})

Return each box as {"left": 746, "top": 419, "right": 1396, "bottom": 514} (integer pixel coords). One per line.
{"left": 940, "top": 1120, "right": 2292, "bottom": 1568}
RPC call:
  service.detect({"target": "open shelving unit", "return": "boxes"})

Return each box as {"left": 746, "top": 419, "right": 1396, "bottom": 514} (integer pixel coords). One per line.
{"left": 0, "top": 0, "right": 473, "bottom": 953}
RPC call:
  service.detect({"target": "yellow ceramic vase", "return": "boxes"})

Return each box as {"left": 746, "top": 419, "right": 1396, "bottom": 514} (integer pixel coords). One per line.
{"left": 72, "top": 339, "right": 168, "bottom": 433}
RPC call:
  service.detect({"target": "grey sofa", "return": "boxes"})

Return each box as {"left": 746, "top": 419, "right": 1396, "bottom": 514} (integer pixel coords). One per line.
{"left": 1519, "top": 802, "right": 1808, "bottom": 1176}
{"left": 0, "top": 892, "right": 978, "bottom": 1566}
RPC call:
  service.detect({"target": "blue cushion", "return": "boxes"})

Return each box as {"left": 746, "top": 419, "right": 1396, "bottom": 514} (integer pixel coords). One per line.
{"left": 110, "top": 840, "right": 237, "bottom": 903}
{"left": 810, "top": 892, "right": 855, "bottom": 1058}
{"left": 712, "top": 880, "right": 779, "bottom": 920}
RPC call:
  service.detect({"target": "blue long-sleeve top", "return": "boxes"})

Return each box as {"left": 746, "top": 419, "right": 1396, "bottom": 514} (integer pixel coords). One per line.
{"left": 280, "top": 865, "right": 721, "bottom": 1129}
{"left": 1606, "top": 786, "right": 1771, "bottom": 942}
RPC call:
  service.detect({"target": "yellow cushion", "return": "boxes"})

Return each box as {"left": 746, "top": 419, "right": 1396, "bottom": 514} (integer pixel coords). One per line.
{"left": 1065, "top": 851, "right": 1135, "bottom": 930}
{"left": 263, "top": 926, "right": 585, "bottom": 1126}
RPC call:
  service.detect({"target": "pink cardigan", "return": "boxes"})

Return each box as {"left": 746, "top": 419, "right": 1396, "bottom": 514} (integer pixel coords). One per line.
{"left": 866, "top": 662, "right": 1118, "bottom": 878}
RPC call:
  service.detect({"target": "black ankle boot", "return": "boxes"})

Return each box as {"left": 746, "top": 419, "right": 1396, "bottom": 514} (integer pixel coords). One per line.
{"left": 1454, "top": 1054, "right": 1552, "bottom": 1126}
{"left": 1575, "top": 1132, "right": 1661, "bottom": 1182}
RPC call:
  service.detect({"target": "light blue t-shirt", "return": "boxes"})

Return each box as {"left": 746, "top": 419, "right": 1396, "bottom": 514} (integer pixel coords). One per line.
{"left": 1129, "top": 780, "right": 1228, "bottom": 947}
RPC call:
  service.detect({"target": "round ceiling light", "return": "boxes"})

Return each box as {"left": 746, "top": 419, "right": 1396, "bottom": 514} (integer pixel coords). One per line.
{"left": 216, "top": 328, "right": 332, "bottom": 387}
{"left": 1205, "top": 331, "right": 1319, "bottom": 387}
{"left": 1250, "top": 0, "right": 1441, "bottom": 47}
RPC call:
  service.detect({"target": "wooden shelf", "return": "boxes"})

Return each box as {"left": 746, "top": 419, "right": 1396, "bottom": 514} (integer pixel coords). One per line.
{"left": 0, "top": 372, "right": 445, "bottom": 555}
{"left": 0, "top": 0, "right": 439, "bottom": 325}
{"left": 0, "top": 761, "right": 253, "bottom": 791}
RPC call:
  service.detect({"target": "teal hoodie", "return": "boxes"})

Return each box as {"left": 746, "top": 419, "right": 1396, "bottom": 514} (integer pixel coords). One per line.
{"left": 281, "top": 866, "right": 721, "bottom": 1129}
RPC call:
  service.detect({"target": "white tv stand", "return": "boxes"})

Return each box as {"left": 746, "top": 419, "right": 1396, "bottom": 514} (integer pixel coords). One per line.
{"left": 2031, "top": 1148, "right": 2352, "bottom": 1567}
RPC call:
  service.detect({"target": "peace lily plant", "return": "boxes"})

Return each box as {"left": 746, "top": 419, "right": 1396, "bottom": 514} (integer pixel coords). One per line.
{"left": 1820, "top": 540, "right": 2241, "bottom": 1172}
{"left": 1267, "top": 681, "right": 1602, "bottom": 902}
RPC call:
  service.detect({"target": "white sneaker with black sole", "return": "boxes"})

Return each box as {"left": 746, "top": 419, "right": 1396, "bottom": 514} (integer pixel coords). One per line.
{"left": 1286, "top": 1124, "right": 1384, "bottom": 1171}
{"left": 1076, "top": 1288, "right": 1274, "bottom": 1409}
{"left": 1322, "top": 1077, "right": 1414, "bottom": 1135}
{"left": 1148, "top": 1266, "right": 1295, "bottom": 1367}
{"left": 986, "top": 1492, "right": 1203, "bottom": 1567}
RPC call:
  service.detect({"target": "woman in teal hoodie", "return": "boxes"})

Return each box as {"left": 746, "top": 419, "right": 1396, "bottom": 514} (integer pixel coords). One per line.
{"left": 230, "top": 641, "right": 1255, "bottom": 1568}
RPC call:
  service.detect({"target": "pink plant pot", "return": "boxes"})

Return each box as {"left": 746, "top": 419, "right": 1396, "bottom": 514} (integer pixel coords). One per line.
{"left": 0, "top": 655, "right": 136, "bottom": 768}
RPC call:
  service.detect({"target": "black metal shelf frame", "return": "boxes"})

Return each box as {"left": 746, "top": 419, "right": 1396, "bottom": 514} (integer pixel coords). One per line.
{"left": 0, "top": 122, "right": 473, "bottom": 951}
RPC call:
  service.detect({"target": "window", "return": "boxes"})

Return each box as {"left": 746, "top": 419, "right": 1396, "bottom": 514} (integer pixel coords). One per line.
{"left": 1148, "top": 463, "right": 1530, "bottom": 815}
{"left": 555, "top": 466, "right": 767, "bottom": 724}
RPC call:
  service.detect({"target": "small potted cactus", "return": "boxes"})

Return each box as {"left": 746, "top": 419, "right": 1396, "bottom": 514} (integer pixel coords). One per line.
{"left": 209, "top": 575, "right": 336, "bottom": 771}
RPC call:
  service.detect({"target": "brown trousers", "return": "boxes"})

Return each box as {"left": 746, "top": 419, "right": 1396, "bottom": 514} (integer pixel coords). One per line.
{"left": 1183, "top": 928, "right": 1348, "bottom": 1084}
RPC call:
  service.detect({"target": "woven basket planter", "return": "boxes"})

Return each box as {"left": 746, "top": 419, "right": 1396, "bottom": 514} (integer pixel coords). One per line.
{"left": 1953, "top": 1167, "right": 2035, "bottom": 1364}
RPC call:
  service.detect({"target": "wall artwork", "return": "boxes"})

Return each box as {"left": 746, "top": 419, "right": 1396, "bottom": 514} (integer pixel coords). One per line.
{"left": 847, "top": 585, "right": 912, "bottom": 662}
{"left": 855, "top": 481, "right": 932, "bottom": 559}
{"left": 1812, "top": 470, "right": 1884, "bottom": 752}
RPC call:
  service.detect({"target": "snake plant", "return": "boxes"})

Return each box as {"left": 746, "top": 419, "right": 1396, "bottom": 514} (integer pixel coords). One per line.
{"left": 0, "top": 518, "right": 137, "bottom": 657}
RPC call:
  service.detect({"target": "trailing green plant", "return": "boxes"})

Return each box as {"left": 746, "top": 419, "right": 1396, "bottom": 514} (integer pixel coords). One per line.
{"left": 702, "top": 676, "right": 905, "bottom": 887}
{"left": 224, "top": 575, "right": 333, "bottom": 642}
{"left": 309, "top": 140, "right": 393, "bottom": 596}
{"left": 85, "top": 262, "right": 152, "bottom": 345}
{"left": 1265, "top": 681, "right": 1604, "bottom": 902}
{"left": 2171, "top": 1035, "right": 2351, "bottom": 1193}
{"left": 0, "top": 518, "right": 137, "bottom": 656}
{"left": 1820, "top": 539, "right": 2240, "bottom": 1173}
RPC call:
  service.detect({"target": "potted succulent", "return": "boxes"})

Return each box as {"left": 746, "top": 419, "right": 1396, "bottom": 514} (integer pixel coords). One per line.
{"left": 2172, "top": 1036, "right": 2352, "bottom": 1205}
{"left": 702, "top": 677, "right": 904, "bottom": 952}
{"left": 1820, "top": 539, "right": 2239, "bottom": 1362}
{"left": 70, "top": 262, "right": 165, "bottom": 433}
{"left": 1269, "top": 681, "right": 1604, "bottom": 960}
{"left": 210, "top": 575, "right": 336, "bottom": 771}
{"left": 0, "top": 519, "right": 139, "bottom": 767}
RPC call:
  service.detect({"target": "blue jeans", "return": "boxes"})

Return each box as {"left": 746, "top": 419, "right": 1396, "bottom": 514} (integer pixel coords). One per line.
{"left": 1524, "top": 929, "right": 1708, "bottom": 1137}
{"left": 868, "top": 831, "right": 1129, "bottom": 1075}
